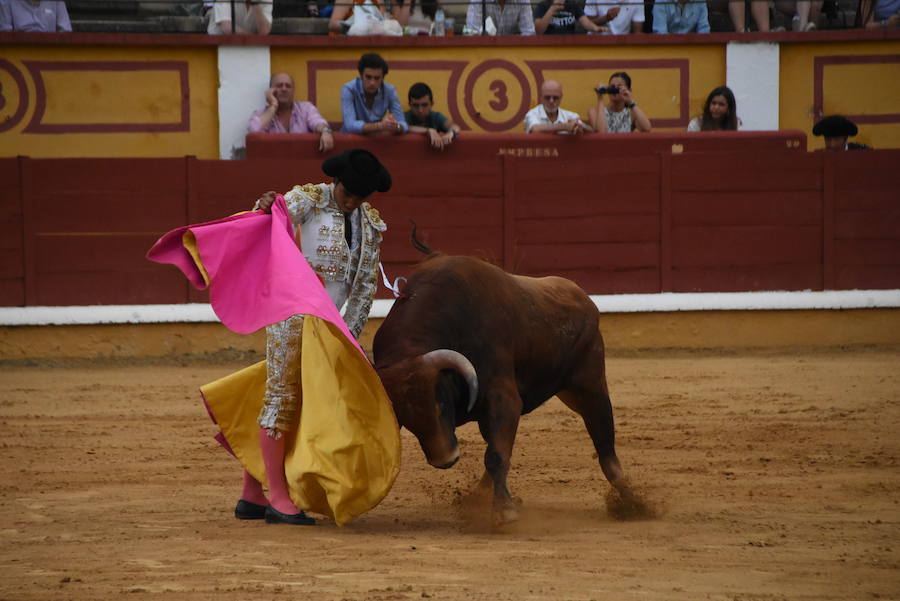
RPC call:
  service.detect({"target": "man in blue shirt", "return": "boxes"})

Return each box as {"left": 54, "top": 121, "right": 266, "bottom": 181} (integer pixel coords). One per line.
{"left": 340, "top": 53, "right": 408, "bottom": 135}
{"left": 652, "top": 0, "right": 710, "bottom": 33}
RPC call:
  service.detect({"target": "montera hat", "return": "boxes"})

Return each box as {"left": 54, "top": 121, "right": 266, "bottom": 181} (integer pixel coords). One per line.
{"left": 322, "top": 149, "right": 392, "bottom": 199}
{"left": 812, "top": 115, "right": 858, "bottom": 138}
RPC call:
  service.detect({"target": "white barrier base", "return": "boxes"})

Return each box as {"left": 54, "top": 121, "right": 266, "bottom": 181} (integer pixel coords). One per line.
{"left": 1, "top": 290, "right": 898, "bottom": 326}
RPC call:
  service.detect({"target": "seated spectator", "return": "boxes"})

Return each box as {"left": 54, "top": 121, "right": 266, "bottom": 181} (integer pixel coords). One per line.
{"left": 862, "top": 0, "right": 900, "bottom": 27}
{"left": 393, "top": 0, "right": 440, "bottom": 34}
{"left": 653, "top": 0, "right": 711, "bottom": 32}
{"left": 207, "top": 0, "right": 272, "bottom": 34}
{"left": 534, "top": 0, "right": 608, "bottom": 33}
{"left": 589, "top": 71, "right": 652, "bottom": 133}
{"left": 813, "top": 115, "right": 871, "bottom": 150}
{"left": 687, "top": 86, "right": 741, "bottom": 131}
{"left": 466, "top": 0, "right": 536, "bottom": 34}
{"left": 727, "top": 0, "right": 769, "bottom": 31}
{"left": 524, "top": 80, "right": 593, "bottom": 134}
{"left": 329, "top": 0, "right": 403, "bottom": 34}
{"left": 0, "top": 0, "right": 71, "bottom": 31}
{"left": 584, "top": 0, "right": 644, "bottom": 33}
{"left": 274, "top": 0, "right": 326, "bottom": 17}
{"left": 340, "top": 53, "right": 408, "bottom": 135}
{"left": 774, "top": 0, "right": 822, "bottom": 30}
{"left": 248, "top": 72, "right": 334, "bottom": 153}
{"left": 405, "top": 82, "right": 461, "bottom": 149}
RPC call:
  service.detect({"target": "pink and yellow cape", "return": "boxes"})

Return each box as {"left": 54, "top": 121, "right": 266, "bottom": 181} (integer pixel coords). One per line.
{"left": 147, "top": 196, "right": 400, "bottom": 526}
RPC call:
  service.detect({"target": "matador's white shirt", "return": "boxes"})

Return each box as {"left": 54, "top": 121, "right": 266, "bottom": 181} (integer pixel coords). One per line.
{"left": 282, "top": 182, "right": 386, "bottom": 338}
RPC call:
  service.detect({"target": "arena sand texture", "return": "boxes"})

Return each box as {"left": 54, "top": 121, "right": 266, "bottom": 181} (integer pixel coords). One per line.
{"left": 1, "top": 347, "right": 898, "bottom": 601}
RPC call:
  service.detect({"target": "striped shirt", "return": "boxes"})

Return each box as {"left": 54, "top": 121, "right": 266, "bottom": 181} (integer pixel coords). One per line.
{"left": 466, "top": 0, "right": 536, "bottom": 35}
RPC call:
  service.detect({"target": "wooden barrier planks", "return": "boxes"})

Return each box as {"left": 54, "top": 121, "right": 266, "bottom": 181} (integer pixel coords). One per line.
{"left": 669, "top": 151, "right": 825, "bottom": 292}
{"left": 0, "top": 158, "right": 24, "bottom": 305}
{"left": 832, "top": 150, "right": 900, "bottom": 290}
{"left": 2, "top": 144, "right": 898, "bottom": 308}
{"left": 25, "top": 158, "right": 187, "bottom": 305}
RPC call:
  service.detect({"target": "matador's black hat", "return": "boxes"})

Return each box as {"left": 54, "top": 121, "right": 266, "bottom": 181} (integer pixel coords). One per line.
{"left": 322, "top": 149, "right": 392, "bottom": 199}
{"left": 813, "top": 115, "right": 858, "bottom": 138}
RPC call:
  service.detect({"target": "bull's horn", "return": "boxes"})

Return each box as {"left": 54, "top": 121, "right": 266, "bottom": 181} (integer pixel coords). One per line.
{"left": 421, "top": 349, "right": 478, "bottom": 413}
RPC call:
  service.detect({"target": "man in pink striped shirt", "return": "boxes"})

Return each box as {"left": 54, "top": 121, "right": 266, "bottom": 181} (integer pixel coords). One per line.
{"left": 248, "top": 72, "right": 334, "bottom": 153}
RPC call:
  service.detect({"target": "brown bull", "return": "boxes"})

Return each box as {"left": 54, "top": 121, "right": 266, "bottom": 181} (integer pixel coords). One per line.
{"left": 373, "top": 242, "right": 633, "bottom": 526}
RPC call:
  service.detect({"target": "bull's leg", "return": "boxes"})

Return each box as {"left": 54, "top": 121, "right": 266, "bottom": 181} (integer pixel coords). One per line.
{"left": 477, "top": 382, "right": 523, "bottom": 526}
{"left": 557, "top": 385, "right": 626, "bottom": 487}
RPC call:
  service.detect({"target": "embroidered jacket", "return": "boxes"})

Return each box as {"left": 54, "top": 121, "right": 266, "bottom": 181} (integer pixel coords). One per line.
{"left": 282, "top": 183, "right": 386, "bottom": 338}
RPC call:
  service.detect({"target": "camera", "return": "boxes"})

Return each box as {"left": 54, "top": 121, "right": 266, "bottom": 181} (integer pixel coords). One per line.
{"left": 595, "top": 85, "right": 619, "bottom": 95}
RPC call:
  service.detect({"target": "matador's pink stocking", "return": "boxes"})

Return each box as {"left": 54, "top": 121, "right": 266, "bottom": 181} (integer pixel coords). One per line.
{"left": 258, "top": 427, "right": 301, "bottom": 515}
{"left": 240, "top": 469, "right": 269, "bottom": 507}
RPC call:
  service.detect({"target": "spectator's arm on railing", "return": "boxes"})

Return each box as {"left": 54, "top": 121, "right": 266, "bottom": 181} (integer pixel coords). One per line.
{"left": 340, "top": 84, "right": 366, "bottom": 134}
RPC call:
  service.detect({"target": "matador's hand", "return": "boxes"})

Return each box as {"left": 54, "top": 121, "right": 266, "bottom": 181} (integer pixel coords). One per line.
{"left": 255, "top": 191, "right": 278, "bottom": 212}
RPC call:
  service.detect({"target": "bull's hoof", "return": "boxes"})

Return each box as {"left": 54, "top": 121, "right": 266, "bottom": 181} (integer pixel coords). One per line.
{"left": 492, "top": 506, "right": 519, "bottom": 527}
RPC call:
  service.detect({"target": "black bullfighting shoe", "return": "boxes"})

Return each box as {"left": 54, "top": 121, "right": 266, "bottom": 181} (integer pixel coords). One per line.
{"left": 234, "top": 499, "right": 268, "bottom": 520}
{"left": 264, "top": 506, "right": 316, "bottom": 526}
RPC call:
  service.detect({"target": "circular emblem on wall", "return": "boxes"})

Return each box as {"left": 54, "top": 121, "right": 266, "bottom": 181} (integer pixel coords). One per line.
{"left": 0, "top": 59, "right": 29, "bottom": 133}
{"left": 463, "top": 60, "right": 532, "bottom": 132}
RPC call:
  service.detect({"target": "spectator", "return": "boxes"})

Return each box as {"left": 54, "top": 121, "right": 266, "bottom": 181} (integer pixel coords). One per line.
{"left": 653, "top": 0, "right": 711, "bottom": 32}
{"left": 466, "top": 0, "right": 536, "bottom": 34}
{"left": 248, "top": 72, "right": 334, "bottom": 153}
{"left": 862, "top": 0, "right": 900, "bottom": 27}
{"left": 207, "top": 0, "right": 272, "bottom": 34}
{"left": 534, "top": 0, "right": 608, "bottom": 33}
{"left": 813, "top": 115, "right": 871, "bottom": 150}
{"left": 340, "top": 52, "right": 408, "bottom": 135}
{"left": 0, "top": 0, "right": 71, "bottom": 31}
{"left": 273, "top": 0, "right": 326, "bottom": 17}
{"left": 524, "top": 80, "right": 593, "bottom": 134}
{"left": 405, "top": 82, "right": 461, "bottom": 149}
{"left": 687, "top": 86, "right": 741, "bottom": 131}
{"left": 773, "top": 0, "right": 821, "bottom": 29}
{"left": 727, "top": 0, "right": 769, "bottom": 31}
{"left": 329, "top": 0, "right": 403, "bottom": 34}
{"left": 589, "top": 71, "right": 652, "bottom": 133}
{"left": 584, "top": 0, "right": 645, "bottom": 33}
{"left": 393, "top": 0, "right": 440, "bottom": 34}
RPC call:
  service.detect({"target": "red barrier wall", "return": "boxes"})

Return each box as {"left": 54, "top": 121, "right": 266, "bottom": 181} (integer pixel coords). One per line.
{"left": 2, "top": 139, "right": 898, "bottom": 308}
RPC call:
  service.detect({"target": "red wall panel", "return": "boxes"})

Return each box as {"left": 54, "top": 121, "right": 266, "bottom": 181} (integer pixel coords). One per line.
{"left": 832, "top": 150, "right": 900, "bottom": 290}
{"left": 669, "top": 151, "right": 825, "bottom": 292}
{"left": 3, "top": 145, "right": 898, "bottom": 308}
{"left": 0, "top": 158, "right": 24, "bottom": 304}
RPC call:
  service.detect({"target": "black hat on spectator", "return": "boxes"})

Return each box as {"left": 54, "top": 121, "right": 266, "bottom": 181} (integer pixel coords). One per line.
{"left": 812, "top": 115, "right": 858, "bottom": 138}
{"left": 322, "top": 149, "right": 392, "bottom": 198}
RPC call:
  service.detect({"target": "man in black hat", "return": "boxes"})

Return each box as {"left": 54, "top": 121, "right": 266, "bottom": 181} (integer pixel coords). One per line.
{"left": 238, "top": 148, "right": 392, "bottom": 525}
{"left": 812, "top": 115, "right": 871, "bottom": 151}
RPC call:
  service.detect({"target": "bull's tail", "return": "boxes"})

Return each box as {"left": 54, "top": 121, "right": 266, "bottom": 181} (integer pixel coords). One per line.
{"left": 410, "top": 221, "right": 439, "bottom": 256}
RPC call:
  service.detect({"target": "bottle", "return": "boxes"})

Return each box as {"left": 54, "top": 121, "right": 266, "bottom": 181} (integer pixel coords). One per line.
{"left": 434, "top": 7, "right": 445, "bottom": 36}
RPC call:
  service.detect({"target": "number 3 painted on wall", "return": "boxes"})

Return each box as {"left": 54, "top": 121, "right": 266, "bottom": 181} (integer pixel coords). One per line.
{"left": 488, "top": 79, "right": 508, "bottom": 112}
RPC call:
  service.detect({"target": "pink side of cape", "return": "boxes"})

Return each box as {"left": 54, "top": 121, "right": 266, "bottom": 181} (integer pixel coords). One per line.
{"left": 146, "top": 195, "right": 364, "bottom": 355}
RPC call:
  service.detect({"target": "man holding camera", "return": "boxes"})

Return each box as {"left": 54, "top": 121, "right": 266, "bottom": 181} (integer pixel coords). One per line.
{"left": 524, "top": 80, "right": 593, "bottom": 135}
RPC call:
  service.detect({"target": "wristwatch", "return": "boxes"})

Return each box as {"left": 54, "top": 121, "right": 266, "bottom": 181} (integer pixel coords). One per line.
{"left": 625, "top": 101, "right": 636, "bottom": 109}
{"left": 321, "top": 126, "right": 332, "bottom": 133}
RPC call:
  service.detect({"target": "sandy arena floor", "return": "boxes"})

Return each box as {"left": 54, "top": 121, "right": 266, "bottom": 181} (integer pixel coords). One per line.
{"left": 1, "top": 347, "right": 898, "bottom": 601}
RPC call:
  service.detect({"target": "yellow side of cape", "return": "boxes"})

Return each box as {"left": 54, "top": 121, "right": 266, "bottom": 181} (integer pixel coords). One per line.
{"left": 200, "top": 316, "right": 401, "bottom": 526}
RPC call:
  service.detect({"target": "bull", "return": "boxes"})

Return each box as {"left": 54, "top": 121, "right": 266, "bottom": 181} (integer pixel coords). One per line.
{"left": 373, "top": 237, "right": 636, "bottom": 526}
